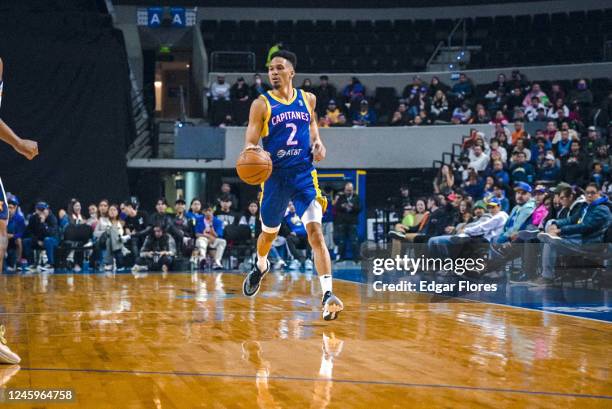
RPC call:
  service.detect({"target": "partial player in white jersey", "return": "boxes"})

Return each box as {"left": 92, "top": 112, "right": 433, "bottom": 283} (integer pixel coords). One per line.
{"left": 0, "top": 57, "right": 39, "bottom": 364}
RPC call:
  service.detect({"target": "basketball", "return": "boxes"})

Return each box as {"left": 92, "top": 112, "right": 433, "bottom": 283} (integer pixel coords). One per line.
{"left": 236, "top": 148, "right": 273, "bottom": 185}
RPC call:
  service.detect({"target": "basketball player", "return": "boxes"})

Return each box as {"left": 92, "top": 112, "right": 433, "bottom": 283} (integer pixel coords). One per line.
{"left": 241, "top": 50, "right": 343, "bottom": 320}
{"left": 0, "top": 57, "right": 39, "bottom": 364}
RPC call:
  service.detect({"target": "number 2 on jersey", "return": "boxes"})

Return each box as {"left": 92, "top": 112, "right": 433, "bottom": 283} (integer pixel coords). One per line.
{"left": 286, "top": 123, "right": 298, "bottom": 146}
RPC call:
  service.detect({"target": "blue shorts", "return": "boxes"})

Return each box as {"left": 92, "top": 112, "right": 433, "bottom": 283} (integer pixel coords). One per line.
{"left": 260, "top": 164, "right": 327, "bottom": 230}
{"left": 0, "top": 178, "right": 7, "bottom": 221}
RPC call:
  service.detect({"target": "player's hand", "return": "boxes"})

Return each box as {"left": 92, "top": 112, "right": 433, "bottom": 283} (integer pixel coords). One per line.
{"left": 312, "top": 140, "right": 326, "bottom": 162}
{"left": 15, "top": 139, "right": 38, "bottom": 160}
{"left": 243, "top": 144, "right": 262, "bottom": 152}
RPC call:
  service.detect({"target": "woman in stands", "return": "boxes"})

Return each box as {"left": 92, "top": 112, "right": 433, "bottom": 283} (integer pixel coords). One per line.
{"left": 433, "top": 164, "right": 455, "bottom": 194}
{"left": 388, "top": 198, "right": 429, "bottom": 257}
{"left": 101, "top": 204, "right": 129, "bottom": 271}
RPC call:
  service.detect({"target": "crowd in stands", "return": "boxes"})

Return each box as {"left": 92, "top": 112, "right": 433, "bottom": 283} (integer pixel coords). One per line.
{"left": 206, "top": 71, "right": 612, "bottom": 133}
{"left": 3, "top": 182, "right": 363, "bottom": 274}
{"left": 387, "top": 104, "right": 612, "bottom": 284}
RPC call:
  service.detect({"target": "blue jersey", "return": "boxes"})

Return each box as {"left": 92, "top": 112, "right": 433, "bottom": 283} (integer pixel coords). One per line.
{"left": 260, "top": 88, "right": 313, "bottom": 170}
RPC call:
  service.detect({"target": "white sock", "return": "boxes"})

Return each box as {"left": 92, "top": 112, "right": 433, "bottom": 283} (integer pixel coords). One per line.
{"left": 319, "top": 274, "right": 332, "bottom": 294}
{"left": 257, "top": 253, "right": 268, "bottom": 272}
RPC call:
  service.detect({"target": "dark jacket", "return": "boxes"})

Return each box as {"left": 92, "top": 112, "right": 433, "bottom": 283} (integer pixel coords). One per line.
{"left": 140, "top": 233, "right": 176, "bottom": 256}
{"left": 421, "top": 207, "right": 451, "bottom": 238}
{"left": 26, "top": 212, "right": 59, "bottom": 240}
{"left": 334, "top": 193, "right": 361, "bottom": 225}
{"left": 554, "top": 196, "right": 611, "bottom": 243}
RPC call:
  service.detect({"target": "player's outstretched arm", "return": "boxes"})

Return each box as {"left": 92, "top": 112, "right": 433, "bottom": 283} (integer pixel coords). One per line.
{"left": 305, "top": 92, "right": 326, "bottom": 162}
{"left": 0, "top": 58, "right": 38, "bottom": 160}
{"left": 243, "top": 96, "right": 267, "bottom": 151}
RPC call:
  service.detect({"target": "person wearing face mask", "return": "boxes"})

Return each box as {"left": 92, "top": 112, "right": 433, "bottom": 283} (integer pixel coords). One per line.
{"left": 569, "top": 79, "right": 593, "bottom": 109}
{"left": 250, "top": 73, "right": 271, "bottom": 97}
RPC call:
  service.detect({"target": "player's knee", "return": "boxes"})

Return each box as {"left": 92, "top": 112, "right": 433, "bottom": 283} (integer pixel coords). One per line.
{"left": 306, "top": 224, "right": 325, "bottom": 248}
{"left": 260, "top": 231, "right": 277, "bottom": 243}
{"left": 0, "top": 221, "right": 7, "bottom": 235}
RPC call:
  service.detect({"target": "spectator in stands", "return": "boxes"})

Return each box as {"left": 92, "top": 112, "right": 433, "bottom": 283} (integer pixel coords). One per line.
{"left": 428, "top": 76, "right": 450, "bottom": 97}
{"left": 333, "top": 182, "right": 361, "bottom": 262}
{"left": 239, "top": 200, "right": 262, "bottom": 240}
{"left": 490, "top": 73, "right": 509, "bottom": 94}
{"left": 388, "top": 199, "right": 429, "bottom": 256}
{"left": 546, "top": 97, "right": 569, "bottom": 120}
{"left": 549, "top": 83, "right": 565, "bottom": 104}
{"left": 507, "top": 86, "right": 524, "bottom": 112}
{"left": 591, "top": 143, "right": 611, "bottom": 176}
{"left": 171, "top": 199, "right": 195, "bottom": 257}
{"left": 433, "top": 164, "right": 455, "bottom": 194}
{"left": 536, "top": 153, "right": 561, "bottom": 185}
{"left": 553, "top": 121, "right": 579, "bottom": 143}
{"left": 23, "top": 202, "right": 58, "bottom": 271}
{"left": 208, "top": 75, "right": 230, "bottom": 102}
{"left": 283, "top": 201, "right": 313, "bottom": 270}
{"left": 352, "top": 100, "right": 376, "bottom": 127}
{"left": 491, "top": 183, "right": 510, "bottom": 213}
{"left": 489, "top": 159, "right": 510, "bottom": 186}
{"left": 509, "top": 151, "right": 534, "bottom": 184}
{"left": 100, "top": 204, "right": 129, "bottom": 271}
{"left": 123, "top": 199, "right": 149, "bottom": 262}
{"left": 489, "top": 138, "right": 507, "bottom": 164}
{"left": 301, "top": 78, "right": 314, "bottom": 94}
{"left": 511, "top": 120, "right": 528, "bottom": 144}
{"left": 60, "top": 199, "right": 85, "bottom": 229}
{"left": 553, "top": 130, "right": 573, "bottom": 159}
{"left": 525, "top": 96, "right": 546, "bottom": 121}
{"left": 554, "top": 186, "right": 585, "bottom": 220}
{"left": 429, "top": 91, "right": 449, "bottom": 122}
{"left": 319, "top": 100, "right": 346, "bottom": 127}
{"left": 389, "top": 100, "right": 410, "bottom": 126}
{"left": 522, "top": 83, "right": 548, "bottom": 107}
{"left": 215, "top": 194, "right": 239, "bottom": 228}
{"left": 132, "top": 224, "right": 176, "bottom": 273}
{"left": 343, "top": 77, "right": 365, "bottom": 107}
{"left": 561, "top": 141, "right": 587, "bottom": 185}
{"left": 472, "top": 106, "right": 491, "bottom": 124}
{"left": 536, "top": 183, "right": 611, "bottom": 285}
{"left": 543, "top": 121, "right": 557, "bottom": 141}
{"left": 468, "top": 145, "right": 489, "bottom": 172}
{"left": 147, "top": 198, "right": 175, "bottom": 235}
{"left": 6, "top": 199, "right": 26, "bottom": 271}
{"left": 315, "top": 75, "right": 337, "bottom": 116}
{"left": 451, "top": 102, "right": 472, "bottom": 124}
{"left": 568, "top": 79, "right": 594, "bottom": 110}
{"left": 451, "top": 73, "right": 474, "bottom": 101}
{"left": 590, "top": 162, "right": 608, "bottom": 188}
{"left": 216, "top": 183, "right": 239, "bottom": 211}
{"left": 250, "top": 74, "right": 271, "bottom": 96}
{"left": 412, "top": 195, "right": 454, "bottom": 245}
{"left": 512, "top": 138, "right": 531, "bottom": 162}
{"left": 86, "top": 203, "right": 98, "bottom": 229}
{"left": 412, "top": 110, "right": 432, "bottom": 126}
{"left": 584, "top": 126, "right": 602, "bottom": 158}
{"left": 490, "top": 110, "right": 509, "bottom": 126}
{"left": 462, "top": 169, "right": 485, "bottom": 200}
{"left": 194, "top": 203, "right": 226, "bottom": 269}
{"left": 230, "top": 77, "right": 251, "bottom": 126}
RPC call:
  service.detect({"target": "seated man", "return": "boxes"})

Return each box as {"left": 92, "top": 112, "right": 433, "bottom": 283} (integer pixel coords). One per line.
{"left": 428, "top": 200, "right": 490, "bottom": 259}
{"left": 535, "top": 183, "right": 612, "bottom": 285}
{"left": 484, "top": 182, "right": 537, "bottom": 277}
{"left": 193, "top": 203, "right": 226, "bottom": 270}
{"left": 23, "top": 202, "right": 59, "bottom": 272}
{"left": 122, "top": 198, "right": 149, "bottom": 260}
{"left": 132, "top": 224, "right": 176, "bottom": 273}
{"left": 171, "top": 198, "right": 196, "bottom": 257}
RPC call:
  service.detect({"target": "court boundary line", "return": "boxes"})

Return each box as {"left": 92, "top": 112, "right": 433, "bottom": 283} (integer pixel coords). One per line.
{"left": 16, "top": 367, "right": 612, "bottom": 401}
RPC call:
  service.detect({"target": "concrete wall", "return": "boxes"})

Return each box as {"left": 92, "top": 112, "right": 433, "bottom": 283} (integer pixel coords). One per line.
{"left": 114, "top": 1, "right": 609, "bottom": 24}
{"left": 127, "top": 123, "right": 493, "bottom": 169}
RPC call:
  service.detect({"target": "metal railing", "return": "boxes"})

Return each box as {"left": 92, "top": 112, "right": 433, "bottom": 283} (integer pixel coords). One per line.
{"left": 210, "top": 51, "right": 256, "bottom": 72}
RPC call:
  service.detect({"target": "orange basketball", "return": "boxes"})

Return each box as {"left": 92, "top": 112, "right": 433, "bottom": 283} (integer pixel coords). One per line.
{"left": 236, "top": 148, "right": 273, "bottom": 185}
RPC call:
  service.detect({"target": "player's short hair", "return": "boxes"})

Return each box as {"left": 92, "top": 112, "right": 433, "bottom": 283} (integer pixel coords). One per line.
{"left": 270, "top": 50, "right": 297, "bottom": 69}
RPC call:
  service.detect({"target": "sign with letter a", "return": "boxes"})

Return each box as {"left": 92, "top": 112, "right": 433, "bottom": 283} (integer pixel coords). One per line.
{"left": 148, "top": 7, "right": 163, "bottom": 27}
{"left": 170, "top": 7, "right": 186, "bottom": 27}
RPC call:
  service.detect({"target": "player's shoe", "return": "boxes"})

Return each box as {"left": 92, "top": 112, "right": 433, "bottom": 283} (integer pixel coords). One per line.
{"left": 0, "top": 326, "right": 21, "bottom": 364}
{"left": 243, "top": 260, "right": 270, "bottom": 297}
{"left": 322, "top": 291, "right": 343, "bottom": 321}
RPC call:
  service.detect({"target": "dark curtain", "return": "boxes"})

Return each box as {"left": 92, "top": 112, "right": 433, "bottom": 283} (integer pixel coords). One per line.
{"left": 0, "top": 10, "right": 134, "bottom": 211}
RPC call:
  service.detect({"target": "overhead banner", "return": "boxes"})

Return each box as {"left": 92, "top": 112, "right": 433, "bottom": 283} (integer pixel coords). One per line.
{"left": 170, "top": 7, "right": 186, "bottom": 27}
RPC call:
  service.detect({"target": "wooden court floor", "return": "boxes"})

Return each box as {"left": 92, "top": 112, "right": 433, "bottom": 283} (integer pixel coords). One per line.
{"left": 0, "top": 271, "right": 610, "bottom": 408}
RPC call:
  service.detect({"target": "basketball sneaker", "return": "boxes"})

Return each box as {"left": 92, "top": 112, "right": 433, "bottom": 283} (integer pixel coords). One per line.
{"left": 322, "top": 291, "right": 343, "bottom": 321}
{"left": 243, "top": 259, "right": 270, "bottom": 297}
{"left": 0, "top": 326, "right": 20, "bottom": 364}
